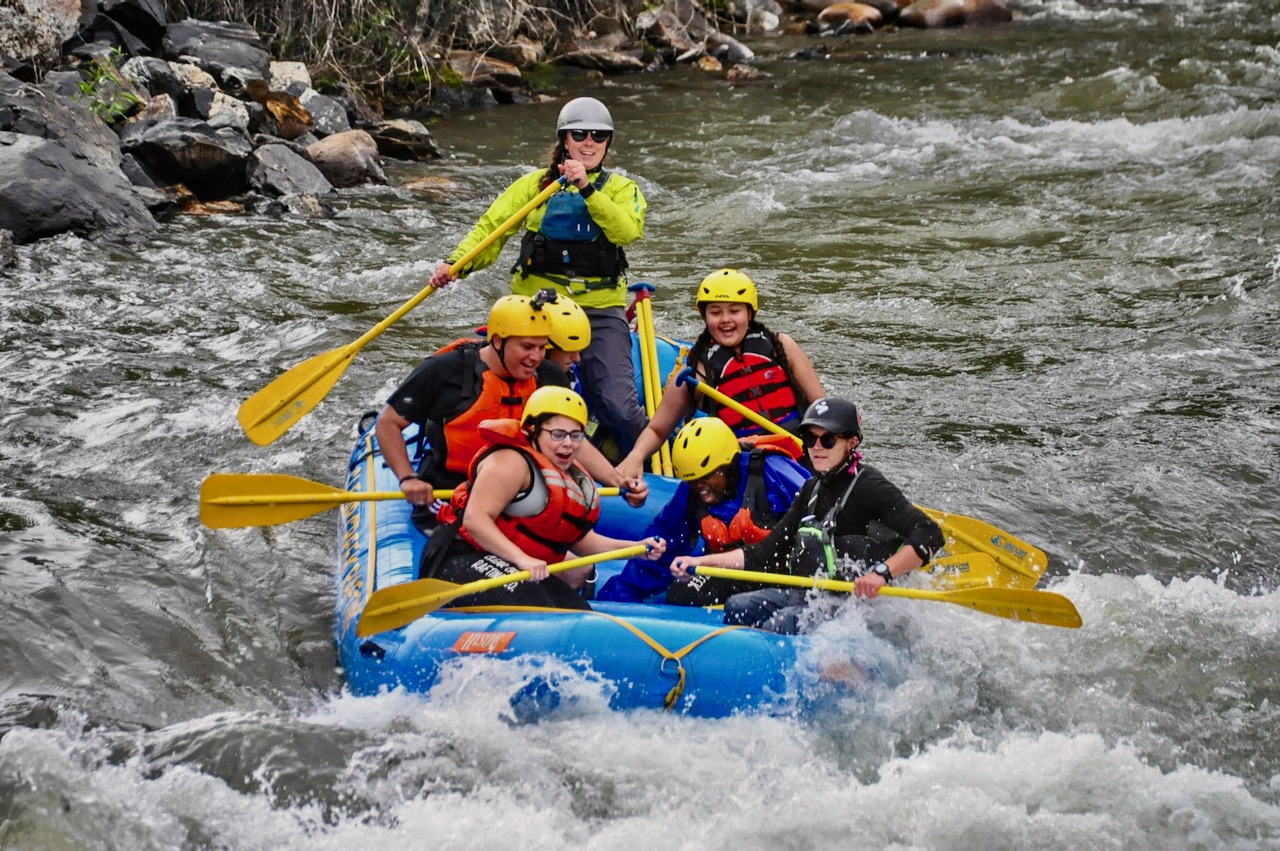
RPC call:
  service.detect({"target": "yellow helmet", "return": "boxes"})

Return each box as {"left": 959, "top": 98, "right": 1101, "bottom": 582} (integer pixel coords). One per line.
{"left": 671, "top": 417, "right": 741, "bottom": 481}
{"left": 521, "top": 386, "right": 589, "bottom": 430}
{"left": 488, "top": 295, "right": 553, "bottom": 341}
{"left": 695, "top": 269, "right": 758, "bottom": 315}
{"left": 539, "top": 290, "right": 591, "bottom": 352}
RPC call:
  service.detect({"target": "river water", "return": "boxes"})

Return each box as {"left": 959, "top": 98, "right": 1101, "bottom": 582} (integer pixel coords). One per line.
{"left": 3, "top": 0, "right": 1279, "bottom": 846}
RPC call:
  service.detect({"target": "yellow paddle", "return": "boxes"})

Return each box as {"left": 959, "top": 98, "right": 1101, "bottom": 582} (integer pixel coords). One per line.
{"left": 917, "top": 506, "right": 1046, "bottom": 585}
{"left": 675, "top": 367, "right": 803, "bottom": 449}
{"left": 629, "top": 283, "right": 673, "bottom": 476}
{"left": 237, "top": 178, "right": 567, "bottom": 446}
{"left": 674, "top": 368, "right": 1047, "bottom": 584}
{"left": 199, "top": 472, "right": 620, "bottom": 529}
{"left": 691, "top": 565, "right": 1082, "bottom": 629}
{"left": 357, "top": 544, "right": 649, "bottom": 637}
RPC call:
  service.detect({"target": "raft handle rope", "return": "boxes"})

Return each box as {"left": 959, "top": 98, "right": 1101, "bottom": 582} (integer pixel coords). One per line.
{"left": 449, "top": 604, "right": 746, "bottom": 711}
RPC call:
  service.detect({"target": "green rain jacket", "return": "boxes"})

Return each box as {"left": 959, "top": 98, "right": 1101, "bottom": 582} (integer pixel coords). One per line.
{"left": 446, "top": 167, "right": 647, "bottom": 310}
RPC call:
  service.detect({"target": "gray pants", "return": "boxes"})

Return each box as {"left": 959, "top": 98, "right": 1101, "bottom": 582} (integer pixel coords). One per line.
{"left": 580, "top": 306, "right": 647, "bottom": 456}
{"left": 723, "top": 587, "right": 810, "bottom": 635}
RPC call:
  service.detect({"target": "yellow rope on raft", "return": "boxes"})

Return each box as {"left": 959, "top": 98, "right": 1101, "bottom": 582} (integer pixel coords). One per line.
{"left": 448, "top": 604, "right": 747, "bottom": 710}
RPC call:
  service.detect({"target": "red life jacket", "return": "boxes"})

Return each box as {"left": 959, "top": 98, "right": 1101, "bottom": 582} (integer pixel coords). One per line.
{"left": 434, "top": 339, "right": 540, "bottom": 476}
{"left": 437, "top": 419, "right": 601, "bottom": 562}
{"left": 697, "top": 328, "right": 804, "bottom": 434}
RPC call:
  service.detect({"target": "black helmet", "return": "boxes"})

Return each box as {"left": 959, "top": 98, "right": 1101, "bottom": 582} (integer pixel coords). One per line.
{"left": 800, "top": 397, "right": 862, "bottom": 441}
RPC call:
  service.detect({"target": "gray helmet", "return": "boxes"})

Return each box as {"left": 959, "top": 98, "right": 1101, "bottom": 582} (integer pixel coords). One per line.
{"left": 800, "top": 397, "right": 862, "bottom": 441}
{"left": 557, "top": 97, "right": 613, "bottom": 132}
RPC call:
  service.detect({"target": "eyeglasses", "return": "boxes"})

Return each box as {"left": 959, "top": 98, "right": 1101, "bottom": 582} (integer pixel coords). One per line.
{"left": 545, "top": 428, "right": 587, "bottom": 443}
{"left": 802, "top": 432, "right": 844, "bottom": 450}
{"left": 567, "top": 129, "right": 612, "bottom": 143}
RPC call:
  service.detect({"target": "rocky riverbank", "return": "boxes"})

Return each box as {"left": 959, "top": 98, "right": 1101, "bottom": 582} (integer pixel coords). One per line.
{"left": 0, "top": 0, "right": 1011, "bottom": 251}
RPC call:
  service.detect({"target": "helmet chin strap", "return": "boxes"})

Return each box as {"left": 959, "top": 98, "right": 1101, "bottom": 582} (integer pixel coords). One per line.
{"left": 493, "top": 337, "right": 513, "bottom": 377}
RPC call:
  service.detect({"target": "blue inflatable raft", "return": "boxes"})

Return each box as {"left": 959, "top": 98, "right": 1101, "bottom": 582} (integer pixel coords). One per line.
{"left": 332, "top": 335, "right": 865, "bottom": 717}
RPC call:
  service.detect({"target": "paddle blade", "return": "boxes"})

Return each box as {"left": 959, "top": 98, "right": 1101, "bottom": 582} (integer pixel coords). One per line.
{"left": 923, "top": 552, "right": 1039, "bottom": 591}
{"left": 238, "top": 344, "right": 358, "bottom": 445}
{"left": 357, "top": 577, "right": 464, "bottom": 637}
{"left": 357, "top": 544, "right": 648, "bottom": 637}
{"left": 884, "top": 586, "right": 1082, "bottom": 629}
{"left": 200, "top": 472, "right": 363, "bottom": 529}
{"left": 920, "top": 507, "right": 1048, "bottom": 584}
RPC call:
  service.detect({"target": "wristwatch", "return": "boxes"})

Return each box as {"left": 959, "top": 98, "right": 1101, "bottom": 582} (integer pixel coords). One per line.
{"left": 870, "top": 562, "right": 893, "bottom": 584}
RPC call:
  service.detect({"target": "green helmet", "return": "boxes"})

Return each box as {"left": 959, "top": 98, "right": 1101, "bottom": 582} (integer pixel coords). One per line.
{"left": 671, "top": 417, "right": 741, "bottom": 481}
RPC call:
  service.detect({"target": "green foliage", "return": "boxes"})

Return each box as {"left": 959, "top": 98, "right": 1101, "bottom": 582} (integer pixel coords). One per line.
{"left": 73, "top": 49, "right": 141, "bottom": 124}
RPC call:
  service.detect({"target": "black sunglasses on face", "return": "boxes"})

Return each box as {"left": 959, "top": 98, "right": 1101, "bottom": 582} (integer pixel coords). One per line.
{"left": 568, "top": 129, "right": 612, "bottom": 143}
{"left": 802, "top": 432, "right": 843, "bottom": 449}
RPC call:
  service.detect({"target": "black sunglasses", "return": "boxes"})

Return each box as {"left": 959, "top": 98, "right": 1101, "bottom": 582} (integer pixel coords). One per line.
{"left": 802, "top": 432, "right": 844, "bottom": 449}
{"left": 567, "top": 129, "right": 612, "bottom": 143}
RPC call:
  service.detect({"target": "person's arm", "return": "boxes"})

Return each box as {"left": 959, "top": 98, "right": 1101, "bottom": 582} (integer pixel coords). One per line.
{"left": 596, "top": 485, "right": 695, "bottom": 602}
{"left": 441, "top": 171, "right": 545, "bottom": 279}
{"left": 572, "top": 529, "right": 665, "bottom": 560}
{"left": 740, "top": 482, "right": 807, "bottom": 574}
{"left": 373, "top": 404, "right": 437, "bottom": 507}
{"left": 842, "top": 468, "right": 944, "bottom": 597}
{"left": 776, "top": 333, "right": 825, "bottom": 409}
{"left": 576, "top": 441, "right": 649, "bottom": 507}
{"left": 616, "top": 379, "right": 695, "bottom": 481}
{"left": 460, "top": 449, "right": 548, "bottom": 576}
{"left": 377, "top": 355, "right": 458, "bottom": 505}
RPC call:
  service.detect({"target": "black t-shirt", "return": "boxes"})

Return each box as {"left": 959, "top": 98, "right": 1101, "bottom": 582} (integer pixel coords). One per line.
{"left": 386, "top": 343, "right": 570, "bottom": 485}
{"left": 742, "top": 462, "right": 944, "bottom": 575}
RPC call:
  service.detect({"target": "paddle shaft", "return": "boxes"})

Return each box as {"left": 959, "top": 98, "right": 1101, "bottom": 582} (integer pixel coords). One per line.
{"left": 678, "top": 369, "right": 803, "bottom": 449}
{"left": 206, "top": 485, "right": 620, "bottom": 509}
{"left": 679, "top": 371, "right": 1048, "bottom": 583}
{"left": 631, "top": 286, "right": 673, "bottom": 476}
{"left": 691, "top": 565, "right": 1081, "bottom": 628}
{"left": 357, "top": 543, "right": 648, "bottom": 637}
{"left": 199, "top": 470, "right": 619, "bottom": 529}
{"left": 239, "top": 180, "right": 565, "bottom": 442}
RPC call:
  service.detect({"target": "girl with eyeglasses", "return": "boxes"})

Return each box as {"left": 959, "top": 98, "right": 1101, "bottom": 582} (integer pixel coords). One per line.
{"left": 425, "top": 387, "right": 665, "bottom": 609}
{"left": 429, "top": 96, "right": 650, "bottom": 459}
{"left": 669, "top": 397, "right": 943, "bottom": 634}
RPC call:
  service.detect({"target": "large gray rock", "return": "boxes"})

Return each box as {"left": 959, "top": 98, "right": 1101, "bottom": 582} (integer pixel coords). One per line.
{"left": 247, "top": 144, "right": 333, "bottom": 197}
{"left": 120, "top": 56, "right": 187, "bottom": 103}
{"left": 118, "top": 115, "right": 252, "bottom": 199}
{"left": 306, "top": 129, "right": 386, "bottom": 188}
{"left": 162, "top": 19, "right": 269, "bottom": 85}
{"left": 285, "top": 83, "right": 349, "bottom": 137}
{"left": 0, "top": 130, "right": 156, "bottom": 243}
{"left": 101, "top": 0, "right": 168, "bottom": 50}
{"left": 0, "top": 0, "right": 92, "bottom": 64}
{"left": 0, "top": 73, "right": 122, "bottom": 171}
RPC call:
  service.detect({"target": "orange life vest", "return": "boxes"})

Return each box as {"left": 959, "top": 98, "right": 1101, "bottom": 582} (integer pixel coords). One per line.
{"left": 437, "top": 419, "right": 601, "bottom": 562}
{"left": 434, "top": 339, "right": 540, "bottom": 476}
{"left": 694, "top": 436, "right": 803, "bottom": 553}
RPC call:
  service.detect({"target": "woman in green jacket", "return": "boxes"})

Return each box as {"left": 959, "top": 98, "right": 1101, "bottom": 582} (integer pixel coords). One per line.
{"left": 429, "top": 97, "right": 649, "bottom": 457}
